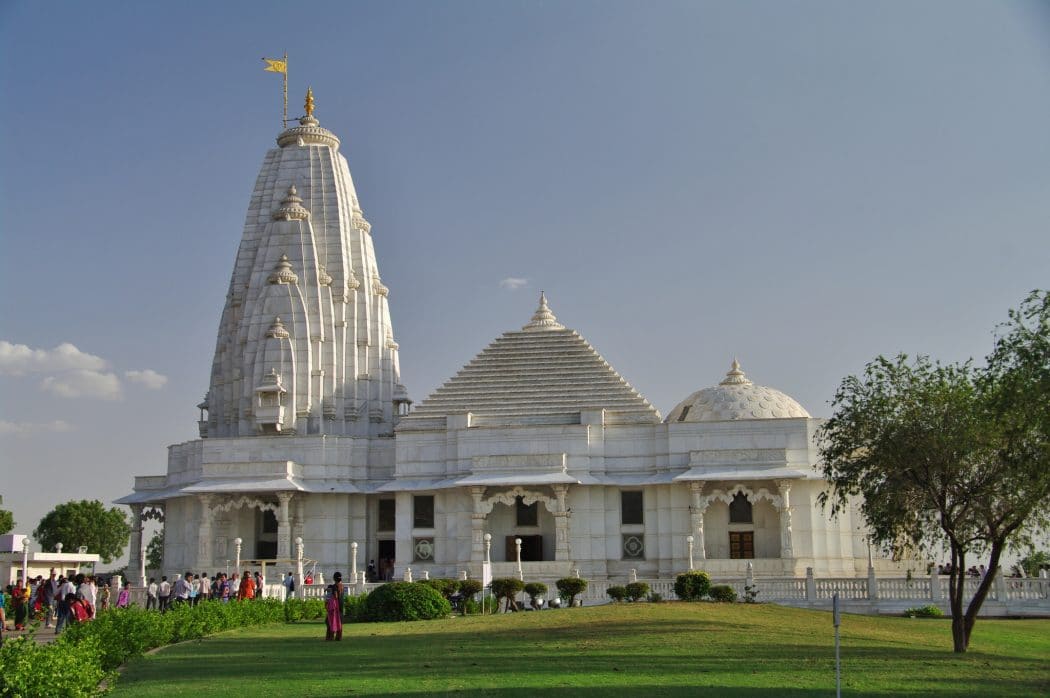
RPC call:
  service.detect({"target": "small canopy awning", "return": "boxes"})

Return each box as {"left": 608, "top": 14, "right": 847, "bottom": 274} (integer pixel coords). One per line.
{"left": 113, "top": 485, "right": 189, "bottom": 505}
{"left": 181, "top": 476, "right": 308, "bottom": 493}
{"left": 454, "top": 471, "right": 581, "bottom": 487}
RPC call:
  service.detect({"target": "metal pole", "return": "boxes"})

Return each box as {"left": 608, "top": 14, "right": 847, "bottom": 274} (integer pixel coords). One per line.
{"left": 282, "top": 52, "right": 288, "bottom": 127}
{"left": 833, "top": 593, "right": 841, "bottom": 698}
{"left": 687, "top": 535, "right": 694, "bottom": 571}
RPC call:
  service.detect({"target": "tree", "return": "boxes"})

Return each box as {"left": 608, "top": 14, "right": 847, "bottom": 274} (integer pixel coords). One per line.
{"left": 0, "top": 508, "right": 13, "bottom": 535}
{"left": 489, "top": 577, "right": 525, "bottom": 612}
{"left": 1017, "top": 550, "right": 1049, "bottom": 577}
{"left": 818, "top": 291, "right": 1050, "bottom": 653}
{"left": 33, "top": 500, "right": 131, "bottom": 564}
{"left": 146, "top": 530, "right": 164, "bottom": 570}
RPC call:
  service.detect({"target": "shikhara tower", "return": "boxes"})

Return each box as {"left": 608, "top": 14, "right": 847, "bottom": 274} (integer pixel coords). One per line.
{"left": 206, "top": 89, "right": 408, "bottom": 438}
{"left": 119, "top": 93, "right": 410, "bottom": 576}
{"left": 120, "top": 89, "right": 908, "bottom": 589}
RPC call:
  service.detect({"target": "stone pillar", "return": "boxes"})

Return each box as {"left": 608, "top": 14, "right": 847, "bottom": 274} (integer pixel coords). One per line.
{"left": 551, "top": 484, "right": 572, "bottom": 562}
{"left": 292, "top": 497, "right": 305, "bottom": 543}
{"left": 688, "top": 482, "right": 708, "bottom": 560}
{"left": 276, "top": 492, "right": 294, "bottom": 560}
{"left": 776, "top": 480, "right": 794, "bottom": 559}
{"left": 930, "top": 570, "right": 941, "bottom": 602}
{"left": 805, "top": 567, "right": 816, "bottom": 602}
{"left": 469, "top": 486, "right": 487, "bottom": 564}
{"left": 196, "top": 495, "right": 214, "bottom": 571}
{"left": 128, "top": 504, "right": 144, "bottom": 584}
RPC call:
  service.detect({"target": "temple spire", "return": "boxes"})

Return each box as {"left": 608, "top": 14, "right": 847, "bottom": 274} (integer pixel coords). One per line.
{"left": 523, "top": 291, "right": 565, "bottom": 331}
{"left": 304, "top": 87, "right": 315, "bottom": 117}
{"left": 720, "top": 358, "right": 751, "bottom": 385}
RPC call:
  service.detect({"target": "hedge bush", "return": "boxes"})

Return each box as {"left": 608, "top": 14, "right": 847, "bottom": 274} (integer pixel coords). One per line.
{"left": 709, "top": 584, "right": 738, "bottom": 603}
{"left": 490, "top": 577, "right": 525, "bottom": 611}
{"left": 625, "top": 582, "right": 650, "bottom": 602}
{"left": 1, "top": 599, "right": 292, "bottom": 697}
{"left": 284, "top": 597, "right": 326, "bottom": 623}
{"left": 361, "top": 582, "right": 451, "bottom": 622}
{"left": 674, "top": 571, "right": 712, "bottom": 601}
{"left": 606, "top": 585, "right": 627, "bottom": 602}
{"left": 523, "top": 582, "right": 548, "bottom": 609}
{"left": 904, "top": 604, "right": 944, "bottom": 618}
{"left": 555, "top": 577, "right": 588, "bottom": 606}
{"left": 417, "top": 577, "right": 459, "bottom": 601}
{"left": 458, "top": 578, "right": 484, "bottom": 601}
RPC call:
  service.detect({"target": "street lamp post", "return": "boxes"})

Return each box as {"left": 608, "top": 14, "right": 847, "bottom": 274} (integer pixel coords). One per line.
{"left": 351, "top": 541, "right": 358, "bottom": 582}
{"left": 686, "top": 535, "right": 695, "bottom": 571}
{"left": 139, "top": 539, "right": 147, "bottom": 586}
{"left": 295, "top": 536, "right": 304, "bottom": 592}
{"left": 21, "top": 537, "right": 30, "bottom": 585}
{"left": 515, "top": 538, "right": 523, "bottom": 581}
{"left": 484, "top": 533, "right": 492, "bottom": 564}
{"left": 233, "top": 537, "right": 243, "bottom": 573}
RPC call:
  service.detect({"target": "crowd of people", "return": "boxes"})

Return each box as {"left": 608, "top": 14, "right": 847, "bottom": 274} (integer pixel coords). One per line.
{"left": 145, "top": 569, "right": 276, "bottom": 609}
{"left": 0, "top": 569, "right": 132, "bottom": 639}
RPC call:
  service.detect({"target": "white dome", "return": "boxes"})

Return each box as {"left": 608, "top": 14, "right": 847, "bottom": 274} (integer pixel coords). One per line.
{"left": 666, "top": 359, "right": 810, "bottom": 423}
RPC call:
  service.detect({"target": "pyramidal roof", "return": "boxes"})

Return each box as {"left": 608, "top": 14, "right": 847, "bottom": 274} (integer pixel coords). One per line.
{"left": 403, "top": 294, "right": 660, "bottom": 426}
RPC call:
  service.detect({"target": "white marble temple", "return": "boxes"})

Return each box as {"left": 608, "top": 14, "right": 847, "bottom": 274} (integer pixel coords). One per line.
{"left": 118, "top": 95, "right": 917, "bottom": 584}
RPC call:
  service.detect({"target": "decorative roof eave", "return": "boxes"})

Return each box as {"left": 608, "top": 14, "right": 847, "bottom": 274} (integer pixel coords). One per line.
{"left": 673, "top": 466, "right": 817, "bottom": 481}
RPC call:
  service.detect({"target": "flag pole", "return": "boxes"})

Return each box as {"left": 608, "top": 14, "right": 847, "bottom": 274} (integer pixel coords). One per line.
{"left": 282, "top": 52, "right": 288, "bottom": 128}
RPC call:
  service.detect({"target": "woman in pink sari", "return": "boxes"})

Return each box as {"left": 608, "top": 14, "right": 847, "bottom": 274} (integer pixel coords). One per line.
{"left": 324, "top": 584, "right": 342, "bottom": 641}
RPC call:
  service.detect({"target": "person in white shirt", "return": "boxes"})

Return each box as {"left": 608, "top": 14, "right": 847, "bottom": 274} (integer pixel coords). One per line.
{"left": 173, "top": 573, "right": 191, "bottom": 605}
{"left": 146, "top": 577, "right": 158, "bottom": 610}
{"left": 158, "top": 576, "right": 171, "bottom": 611}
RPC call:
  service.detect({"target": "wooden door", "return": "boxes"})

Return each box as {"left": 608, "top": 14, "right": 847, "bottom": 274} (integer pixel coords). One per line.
{"left": 729, "top": 531, "right": 754, "bottom": 559}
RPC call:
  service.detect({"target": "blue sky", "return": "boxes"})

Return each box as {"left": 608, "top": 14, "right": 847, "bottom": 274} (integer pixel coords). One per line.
{"left": 1, "top": 1, "right": 1048, "bottom": 556}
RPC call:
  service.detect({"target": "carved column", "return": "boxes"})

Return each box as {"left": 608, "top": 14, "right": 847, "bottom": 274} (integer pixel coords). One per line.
{"left": 196, "top": 495, "right": 214, "bottom": 570}
{"left": 128, "top": 504, "right": 144, "bottom": 583}
{"left": 689, "top": 481, "right": 708, "bottom": 560}
{"left": 469, "top": 486, "right": 487, "bottom": 563}
{"left": 276, "top": 492, "right": 294, "bottom": 560}
{"left": 551, "top": 484, "right": 572, "bottom": 561}
{"left": 292, "top": 497, "right": 305, "bottom": 543}
{"left": 776, "top": 480, "right": 794, "bottom": 559}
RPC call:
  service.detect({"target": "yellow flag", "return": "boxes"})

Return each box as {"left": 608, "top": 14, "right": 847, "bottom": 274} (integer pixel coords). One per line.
{"left": 263, "top": 58, "right": 287, "bottom": 74}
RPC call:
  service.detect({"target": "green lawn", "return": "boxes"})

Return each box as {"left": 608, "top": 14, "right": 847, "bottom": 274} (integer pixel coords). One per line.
{"left": 112, "top": 603, "right": 1050, "bottom": 697}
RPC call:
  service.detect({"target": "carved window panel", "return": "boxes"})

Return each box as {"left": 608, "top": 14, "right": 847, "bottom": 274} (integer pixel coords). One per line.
{"left": 622, "top": 534, "right": 645, "bottom": 560}
{"left": 413, "top": 538, "right": 434, "bottom": 562}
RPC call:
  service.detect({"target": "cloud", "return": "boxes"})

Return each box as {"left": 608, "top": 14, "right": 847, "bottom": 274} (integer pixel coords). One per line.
{"left": 125, "top": 369, "right": 168, "bottom": 390}
{"left": 40, "top": 370, "right": 122, "bottom": 399}
{"left": 499, "top": 277, "right": 529, "bottom": 290}
{"left": 0, "top": 341, "right": 108, "bottom": 375}
{"left": 0, "top": 420, "right": 75, "bottom": 437}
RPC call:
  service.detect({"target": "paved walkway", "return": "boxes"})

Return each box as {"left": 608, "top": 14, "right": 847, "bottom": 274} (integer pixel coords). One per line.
{"left": 2, "top": 624, "right": 60, "bottom": 645}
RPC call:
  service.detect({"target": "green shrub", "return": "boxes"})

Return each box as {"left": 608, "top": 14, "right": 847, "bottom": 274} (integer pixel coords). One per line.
{"left": 625, "top": 582, "right": 650, "bottom": 602}
{"left": 0, "top": 632, "right": 112, "bottom": 697}
{"left": 648, "top": 592, "right": 664, "bottom": 603}
{"left": 555, "top": 577, "right": 589, "bottom": 606}
{"left": 463, "top": 595, "right": 499, "bottom": 614}
{"left": 361, "top": 582, "right": 451, "bottom": 622}
{"left": 523, "top": 582, "right": 548, "bottom": 609}
{"left": 709, "top": 584, "right": 738, "bottom": 603}
{"left": 417, "top": 577, "right": 459, "bottom": 600}
{"left": 606, "top": 585, "right": 627, "bottom": 602}
{"left": 458, "top": 578, "right": 484, "bottom": 600}
{"left": 674, "top": 571, "right": 712, "bottom": 601}
{"left": 284, "top": 597, "right": 326, "bottom": 622}
{"left": 904, "top": 604, "right": 944, "bottom": 618}
{"left": 490, "top": 577, "right": 526, "bottom": 611}
{"left": 342, "top": 592, "right": 369, "bottom": 622}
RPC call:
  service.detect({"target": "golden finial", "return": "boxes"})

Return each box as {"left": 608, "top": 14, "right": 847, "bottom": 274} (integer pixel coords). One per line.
{"left": 304, "top": 87, "right": 315, "bottom": 117}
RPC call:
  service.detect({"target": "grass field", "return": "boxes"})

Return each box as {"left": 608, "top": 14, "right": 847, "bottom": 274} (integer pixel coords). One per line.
{"left": 112, "top": 603, "right": 1050, "bottom": 697}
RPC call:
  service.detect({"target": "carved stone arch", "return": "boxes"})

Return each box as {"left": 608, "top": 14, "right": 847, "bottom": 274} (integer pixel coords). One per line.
{"left": 212, "top": 495, "right": 279, "bottom": 514}
{"left": 141, "top": 506, "right": 165, "bottom": 524}
{"left": 702, "top": 483, "right": 783, "bottom": 510}
{"left": 480, "top": 486, "right": 556, "bottom": 515}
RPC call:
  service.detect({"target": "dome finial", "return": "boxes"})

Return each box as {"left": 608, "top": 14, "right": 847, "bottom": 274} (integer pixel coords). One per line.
{"left": 721, "top": 358, "right": 750, "bottom": 385}
{"left": 304, "top": 87, "right": 315, "bottom": 117}
{"left": 523, "top": 291, "right": 565, "bottom": 331}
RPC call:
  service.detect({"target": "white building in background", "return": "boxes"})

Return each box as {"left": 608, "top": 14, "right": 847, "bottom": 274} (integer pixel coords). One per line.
{"left": 118, "top": 92, "right": 907, "bottom": 583}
